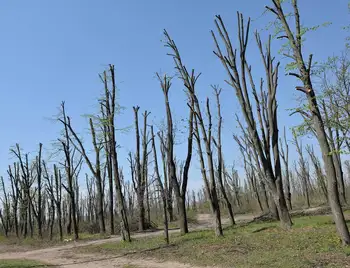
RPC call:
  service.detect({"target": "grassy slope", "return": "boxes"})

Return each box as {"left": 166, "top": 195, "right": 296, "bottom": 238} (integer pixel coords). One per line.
{"left": 0, "top": 259, "right": 52, "bottom": 268}
{"left": 76, "top": 213, "right": 350, "bottom": 268}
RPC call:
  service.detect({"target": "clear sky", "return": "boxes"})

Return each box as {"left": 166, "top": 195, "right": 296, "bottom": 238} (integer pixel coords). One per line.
{"left": 0, "top": 0, "right": 348, "bottom": 191}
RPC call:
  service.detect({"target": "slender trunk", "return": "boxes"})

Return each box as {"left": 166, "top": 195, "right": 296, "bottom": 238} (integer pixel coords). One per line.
{"left": 108, "top": 66, "right": 130, "bottom": 242}
{"left": 151, "top": 126, "right": 169, "bottom": 244}
{"left": 214, "top": 88, "right": 235, "bottom": 226}
{"left": 107, "top": 158, "right": 114, "bottom": 235}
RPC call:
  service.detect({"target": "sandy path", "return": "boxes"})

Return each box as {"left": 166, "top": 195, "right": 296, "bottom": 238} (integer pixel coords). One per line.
{"left": 0, "top": 213, "right": 255, "bottom": 268}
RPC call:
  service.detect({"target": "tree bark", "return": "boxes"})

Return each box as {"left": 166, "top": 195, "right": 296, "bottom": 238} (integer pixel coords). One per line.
{"left": 269, "top": 0, "right": 350, "bottom": 244}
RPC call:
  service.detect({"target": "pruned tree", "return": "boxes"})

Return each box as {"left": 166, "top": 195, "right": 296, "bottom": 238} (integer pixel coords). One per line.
{"left": 233, "top": 134, "right": 264, "bottom": 213}
{"left": 292, "top": 133, "right": 311, "bottom": 208}
{"left": 279, "top": 127, "right": 292, "bottom": 211}
{"left": 32, "top": 143, "right": 43, "bottom": 238}
{"left": 150, "top": 125, "right": 169, "bottom": 244}
{"left": 100, "top": 100, "right": 115, "bottom": 235}
{"left": 8, "top": 163, "right": 20, "bottom": 237}
{"left": 212, "top": 87, "right": 236, "bottom": 225}
{"left": 159, "top": 131, "right": 174, "bottom": 222}
{"left": 63, "top": 115, "right": 106, "bottom": 234}
{"left": 57, "top": 102, "right": 81, "bottom": 240}
{"left": 10, "top": 144, "right": 35, "bottom": 238}
{"left": 163, "top": 32, "right": 224, "bottom": 236}
{"left": 100, "top": 65, "right": 130, "bottom": 242}
{"left": 43, "top": 161, "right": 57, "bottom": 240}
{"left": 131, "top": 106, "right": 151, "bottom": 231}
{"left": 306, "top": 145, "right": 328, "bottom": 202}
{"left": 193, "top": 106, "right": 223, "bottom": 236}
{"left": 157, "top": 71, "right": 193, "bottom": 235}
{"left": 212, "top": 14, "right": 292, "bottom": 228}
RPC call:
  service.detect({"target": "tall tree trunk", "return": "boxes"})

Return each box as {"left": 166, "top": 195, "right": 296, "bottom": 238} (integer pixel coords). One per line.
{"left": 158, "top": 72, "right": 190, "bottom": 235}
{"left": 268, "top": 0, "right": 350, "bottom": 244}
{"left": 106, "top": 65, "right": 130, "bottom": 241}
{"left": 213, "top": 88, "right": 235, "bottom": 226}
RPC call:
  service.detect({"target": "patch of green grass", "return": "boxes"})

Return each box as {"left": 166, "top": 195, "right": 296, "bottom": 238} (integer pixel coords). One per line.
{"left": 76, "top": 215, "right": 350, "bottom": 268}
{"left": 0, "top": 259, "right": 53, "bottom": 268}
{"left": 0, "top": 232, "right": 110, "bottom": 253}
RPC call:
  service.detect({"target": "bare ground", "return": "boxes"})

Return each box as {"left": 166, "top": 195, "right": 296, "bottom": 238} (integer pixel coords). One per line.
{"left": 0, "top": 208, "right": 329, "bottom": 268}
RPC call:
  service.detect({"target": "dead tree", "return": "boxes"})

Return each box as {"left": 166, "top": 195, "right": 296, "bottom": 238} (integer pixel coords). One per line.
{"left": 62, "top": 115, "right": 106, "bottom": 235}
{"left": 32, "top": 143, "right": 43, "bottom": 238}
{"left": 212, "top": 87, "right": 235, "bottom": 225}
{"left": 157, "top": 71, "right": 193, "bottom": 235}
{"left": 132, "top": 106, "right": 145, "bottom": 231}
{"left": 43, "top": 161, "right": 56, "bottom": 240}
{"left": 150, "top": 126, "right": 169, "bottom": 244}
{"left": 233, "top": 134, "right": 264, "bottom": 213}
{"left": 0, "top": 176, "right": 10, "bottom": 237}
{"left": 131, "top": 107, "right": 151, "bottom": 231}
{"left": 57, "top": 102, "right": 80, "bottom": 240}
{"left": 100, "top": 65, "right": 130, "bottom": 241}
{"left": 279, "top": 127, "right": 292, "bottom": 211}
{"left": 306, "top": 145, "right": 328, "bottom": 202}
{"left": 212, "top": 14, "right": 292, "bottom": 228}
{"left": 8, "top": 163, "right": 20, "bottom": 237}
{"left": 100, "top": 101, "right": 114, "bottom": 235}
{"left": 159, "top": 132, "right": 174, "bottom": 222}
{"left": 292, "top": 133, "right": 311, "bottom": 208}
{"left": 161, "top": 34, "right": 223, "bottom": 235}
{"left": 11, "top": 144, "right": 35, "bottom": 237}
{"left": 193, "top": 109, "right": 223, "bottom": 236}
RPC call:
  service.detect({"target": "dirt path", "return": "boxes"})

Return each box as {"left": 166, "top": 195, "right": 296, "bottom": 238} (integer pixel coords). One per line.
{"left": 0, "top": 213, "right": 256, "bottom": 268}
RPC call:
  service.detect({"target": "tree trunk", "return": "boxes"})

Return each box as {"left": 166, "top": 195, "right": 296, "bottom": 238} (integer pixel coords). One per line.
{"left": 268, "top": 0, "right": 350, "bottom": 245}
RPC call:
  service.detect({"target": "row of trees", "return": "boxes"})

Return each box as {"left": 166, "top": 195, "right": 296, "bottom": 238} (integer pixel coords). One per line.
{"left": 1, "top": 0, "right": 350, "bottom": 245}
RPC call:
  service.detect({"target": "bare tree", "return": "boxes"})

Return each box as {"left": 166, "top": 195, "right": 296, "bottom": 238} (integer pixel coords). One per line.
{"left": 306, "top": 145, "right": 328, "bottom": 202}
{"left": 57, "top": 102, "right": 81, "bottom": 240}
{"left": 0, "top": 176, "right": 10, "bottom": 237}
{"left": 292, "top": 133, "right": 311, "bottom": 208}
{"left": 100, "top": 101, "right": 114, "bottom": 235}
{"left": 159, "top": 132, "right": 174, "bottom": 222}
{"left": 212, "top": 14, "right": 292, "bottom": 228}
{"left": 33, "top": 143, "right": 43, "bottom": 238}
{"left": 233, "top": 134, "right": 264, "bottom": 213}
{"left": 100, "top": 65, "right": 130, "bottom": 241}
{"left": 157, "top": 71, "right": 193, "bottom": 235}
{"left": 279, "top": 127, "right": 292, "bottom": 211}
{"left": 11, "top": 144, "right": 35, "bottom": 238}
{"left": 163, "top": 32, "right": 223, "bottom": 235}
{"left": 212, "top": 87, "right": 236, "bottom": 225}
{"left": 151, "top": 125, "right": 169, "bottom": 244}
{"left": 132, "top": 106, "right": 145, "bottom": 231}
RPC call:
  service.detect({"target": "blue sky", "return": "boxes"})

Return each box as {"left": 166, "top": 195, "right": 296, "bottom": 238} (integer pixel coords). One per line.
{"left": 0, "top": 0, "right": 348, "bottom": 191}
